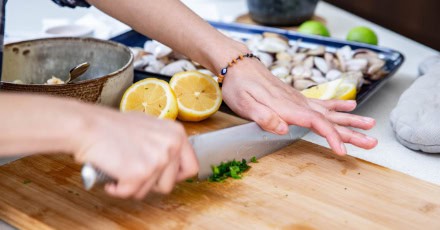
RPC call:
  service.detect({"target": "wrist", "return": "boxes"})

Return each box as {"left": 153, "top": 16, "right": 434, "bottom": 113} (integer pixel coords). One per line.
{"left": 66, "top": 101, "right": 101, "bottom": 160}
{"left": 202, "top": 39, "right": 250, "bottom": 74}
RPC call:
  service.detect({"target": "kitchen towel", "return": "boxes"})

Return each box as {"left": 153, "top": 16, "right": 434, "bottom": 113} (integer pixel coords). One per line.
{"left": 390, "top": 55, "right": 440, "bottom": 153}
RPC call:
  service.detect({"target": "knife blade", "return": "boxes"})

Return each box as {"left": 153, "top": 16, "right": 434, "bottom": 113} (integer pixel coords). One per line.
{"left": 81, "top": 122, "right": 309, "bottom": 190}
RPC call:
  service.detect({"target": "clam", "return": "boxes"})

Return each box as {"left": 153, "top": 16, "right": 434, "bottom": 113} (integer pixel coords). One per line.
{"left": 273, "top": 60, "right": 292, "bottom": 69}
{"left": 307, "top": 46, "right": 326, "bottom": 56}
{"left": 353, "top": 49, "right": 379, "bottom": 59}
{"left": 303, "top": 56, "right": 315, "bottom": 70}
{"left": 271, "top": 65, "right": 290, "bottom": 78}
{"left": 257, "top": 33, "right": 289, "bottom": 53}
{"left": 254, "top": 51, "right": 274, "bottom": 68}
{"left": 292, "top": 53, "right": 307, "bottom": 65}
{"left": 287, "top": 39, "right": 301, "bottom": 55}
{"left": 276, "top": 52, "right": 292, "bottom": 62}
{"left": 133, "top": 55, "right": 157, "bottom": 69}
{"left": 160, "top": 60, "right": 196, "bottom": 76}
{"left": 325, "top": 69, "right": 342, "bottom": 81}
{"left": 367, "top": 60, "right": 386, "bottom": 75}
{"left": 294, "top": 79, "right": 316, "bottom": 91}
{"left": 345, "top": 59, "right": 368, "bottom": 72}
{"left": 337, "top": 45, "right": 353, "bottom": 60}
{"left": 144, "top": 40, "right": 173, "bottom": 58}
{"left": 130, "top": 47, "right": 148, "bottom": 62}
{"left": 336, "top": 45, "right": 353, "bottom": 71}
{"left": 291, "top": 66, "right": 312, "bottom": 79}
{"left": 314, "top": 57, "right": 329, "bottom": 74}
{"left": 133, "top": 59, "right": 147, "bottom": 69}
{"left": 324, "top": 53, "right": 339, "bottom": 70}
{"left": 311, "top": 69, "right": 327, "bottom": 84}
{"left": 280, "top": 75, "right": 293, "bottom": 85}
{"left": 369, "top": 70, "right": 388, "bottom": 80}
{"left": 245, "top": 34, "right": 263, "bottom": 51}
{"left": 143, "top": 58, "right": 165, "bottom": 73}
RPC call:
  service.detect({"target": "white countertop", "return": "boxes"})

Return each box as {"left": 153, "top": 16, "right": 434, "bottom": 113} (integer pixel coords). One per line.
{"left": 2, "top": 0, "right": 439, "bottom": 184}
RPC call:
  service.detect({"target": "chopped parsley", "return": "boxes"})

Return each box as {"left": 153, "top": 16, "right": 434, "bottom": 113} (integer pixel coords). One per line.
{"left": 208, "top": 157, "right": 258, "bottom": 182}
{"left": 23, "top": 179, "right": 32, "bottom": 185}
{"left": 250, "top": 156, "right": 258, "bottom": 163}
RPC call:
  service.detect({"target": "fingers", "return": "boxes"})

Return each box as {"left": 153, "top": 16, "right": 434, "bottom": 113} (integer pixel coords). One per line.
{"left": 105, "top": 179, "right": 150, "bottom": 199}
{"left": 335, "top": 125, "right": 378, "bottom": 150}
{"left": 308, "top": 112, "right": 346, "bottom": 156}
{"left": 250, "top": 102, "right": 288, "bottom": 135}
{"left": 152, "top": 159, "right": 179, "bottom": 195}
{"left": 238, "top": 92, "right": 289, "bottom": 135}
{"left": 311, "top": 99, "right": 357, "bottom": 112}
{"left": 279, "top": 105, "right": 346, "bottom": 156}
{"left": 325, "top": 111, "right": 376, "bottom": 130}
{"left": 176, "top": 137, "right": 199, "bottom": 182}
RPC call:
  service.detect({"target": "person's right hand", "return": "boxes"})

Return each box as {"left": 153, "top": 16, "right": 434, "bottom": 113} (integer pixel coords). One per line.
{"left": 72, "top": 109, "right": 199, "bottom": 200}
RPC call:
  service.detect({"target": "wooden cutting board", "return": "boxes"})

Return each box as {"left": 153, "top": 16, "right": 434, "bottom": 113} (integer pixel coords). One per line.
{"left": 1, "top": 112, "right": 440, "bottom": 229}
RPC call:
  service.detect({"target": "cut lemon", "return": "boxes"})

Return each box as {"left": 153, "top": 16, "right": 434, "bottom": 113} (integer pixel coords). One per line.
{"left": 301, "top": 78, "right": 357, "bottom": 100}
{"left": 120, "top": 78, "right": 178, "bottom": 120}
{"left": 335, "top": 83, "right": 357, "bottom": 100}
{"left": 301, "top": 78, "right": 343, "bottom": 100}
{"left": 170, "top": 71, "right": 222, "bottom": 122}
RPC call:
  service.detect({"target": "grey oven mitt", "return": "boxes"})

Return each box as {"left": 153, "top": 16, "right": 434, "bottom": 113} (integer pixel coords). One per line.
{"left": 390, "top": 55, "right": 440, "bottom": 153}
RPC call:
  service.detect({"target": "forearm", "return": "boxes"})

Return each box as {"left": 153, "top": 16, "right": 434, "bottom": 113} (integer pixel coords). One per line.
{"left": 0, "top": 93, "right": 92, "bottom": 156}
{"left": 88, "top": 0, "right": 248, "bottom": 72}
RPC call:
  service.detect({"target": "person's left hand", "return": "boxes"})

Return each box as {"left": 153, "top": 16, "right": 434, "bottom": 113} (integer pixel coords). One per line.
{"left": 221, "top": 58, "right": 377, "bottom": 156}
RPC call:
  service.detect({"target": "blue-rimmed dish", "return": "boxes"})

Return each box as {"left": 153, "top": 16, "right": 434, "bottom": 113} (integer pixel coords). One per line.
{"left": 110, "top": 21, "right": 404, "bottom": 108}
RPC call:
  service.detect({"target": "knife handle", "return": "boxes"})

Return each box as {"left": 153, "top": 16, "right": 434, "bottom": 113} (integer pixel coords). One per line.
{"left": 81, "top": 163, "right": 115, "bottom": 190}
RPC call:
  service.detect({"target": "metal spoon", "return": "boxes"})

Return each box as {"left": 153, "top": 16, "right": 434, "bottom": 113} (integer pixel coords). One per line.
{"left": 66, "top": 62, "right": 90, "bottom": 84}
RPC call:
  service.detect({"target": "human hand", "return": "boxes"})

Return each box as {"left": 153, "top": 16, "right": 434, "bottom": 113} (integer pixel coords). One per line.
{"left": 221, "top": 58, "right": 377, "bottom": 155}
{"left": 72, "top": 109, "right": 198, "bottom": 199}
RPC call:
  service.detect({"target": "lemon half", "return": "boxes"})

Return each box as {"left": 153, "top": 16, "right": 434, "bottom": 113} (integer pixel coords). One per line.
{"left": 120, "top": 78, "right": 178, "bottom": 120}
{"left": 170, "top": 71, "right": 222, "bottom": 122}
{"left": 301, "top": 78, "right": 357, "bottom": 100}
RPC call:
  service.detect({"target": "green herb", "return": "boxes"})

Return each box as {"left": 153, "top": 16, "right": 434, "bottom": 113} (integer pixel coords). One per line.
{"left": 250, "top": 156, "right": 258, "bottom": 163}
{"left": 208, "top": 159, "right": 251, "bottom": 182}
{"left": 185, "top": 178, "right": 194, "bottom": 183}
{"left": 23, "top": 179, "right": 32, "bottom": 185}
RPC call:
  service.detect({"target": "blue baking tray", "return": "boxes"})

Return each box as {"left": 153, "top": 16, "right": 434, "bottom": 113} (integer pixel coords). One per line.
{"left": 110, "top": 21, "right": 404, "bottom": 108}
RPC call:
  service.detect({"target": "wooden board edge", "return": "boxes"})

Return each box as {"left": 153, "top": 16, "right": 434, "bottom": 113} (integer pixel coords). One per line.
{"left": 0, "top": 203, "right": 55, "bottom": 230}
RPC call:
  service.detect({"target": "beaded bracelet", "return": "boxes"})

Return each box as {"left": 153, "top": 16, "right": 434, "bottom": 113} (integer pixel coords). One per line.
{"left": 217, "top": 53, "right": 261, "bottom": 83}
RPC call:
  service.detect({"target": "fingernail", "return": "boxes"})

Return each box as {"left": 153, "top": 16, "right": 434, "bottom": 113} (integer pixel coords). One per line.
{"left": 340, "top": 143, "right": 347, "bottom": 155}
{"left": 349, "top": 100, "right": 357, "bottom": 104}
{"left": 276, "top": 123, "right": 287, "bottom": 134}
{"left": 366, "top": 136, "right": 377, "bottom": 142}
{"left": 362, "top": 117, "right": 375, "bottom": 123}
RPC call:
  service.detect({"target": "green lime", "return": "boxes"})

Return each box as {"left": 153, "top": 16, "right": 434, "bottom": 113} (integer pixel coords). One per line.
{"left": 297, "top": 21, "right": 331, "bottom": 37}
{"left": 346, "top": 26, "right": 378, "bottom": 45}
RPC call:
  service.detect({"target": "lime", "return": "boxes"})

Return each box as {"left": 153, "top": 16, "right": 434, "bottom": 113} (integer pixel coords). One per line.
{"left": 346, "top": 26, "right": 378, "bottom": 45}
{"left": 297, "top": 21, "right": 331, "bottom": 37}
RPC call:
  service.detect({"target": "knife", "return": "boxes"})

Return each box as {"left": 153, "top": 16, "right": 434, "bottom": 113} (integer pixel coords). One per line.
{"left": 81, "top": 122, "right": 309, "bottom": 190}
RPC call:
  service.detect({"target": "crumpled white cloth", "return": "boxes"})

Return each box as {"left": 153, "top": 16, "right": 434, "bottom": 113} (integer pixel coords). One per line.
{"left": 5, "top": 10, "right": 130, "bottom": 43}
{"left": 390, "top": 55, "right": 440, "bottom": 153}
